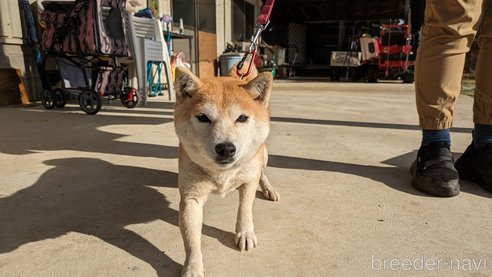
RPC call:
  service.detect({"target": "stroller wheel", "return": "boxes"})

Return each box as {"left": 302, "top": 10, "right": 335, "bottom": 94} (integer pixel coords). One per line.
{"left": 54, "top": 88, "right": 67, "bottom": 108}
{"left": 120, "top": 87, "right": 138, "bottom": 108}
{"left": 79, "top": 90, "right": 101, "bottom": 115}
{"left": 41, "top": 89, "right": 56, "bottom": 110}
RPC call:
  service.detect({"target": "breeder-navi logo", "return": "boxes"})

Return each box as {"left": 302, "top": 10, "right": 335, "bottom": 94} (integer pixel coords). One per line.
{"left": 371, "top": 255, "right": 488, "bottom": 272}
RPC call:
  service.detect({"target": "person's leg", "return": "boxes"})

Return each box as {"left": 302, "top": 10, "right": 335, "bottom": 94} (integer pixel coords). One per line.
{"left": 473, "top": 0, "right": 492, "bottom": 146}
{"left": 421, "top": 129, "right": 451, "bottom": 146}
{"left": 411, "top": 0, "right": 484, "bottom": 196}
{"left": 416, "top": 0, "right": 483, "bottom": 130}
{"left": 456, "top": 1, "right": 492, "bottom": 192}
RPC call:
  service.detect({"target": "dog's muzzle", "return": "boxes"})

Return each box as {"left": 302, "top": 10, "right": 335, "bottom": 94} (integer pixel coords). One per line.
{"left": 215, "top": 142, "right": 236, "bottom": 164}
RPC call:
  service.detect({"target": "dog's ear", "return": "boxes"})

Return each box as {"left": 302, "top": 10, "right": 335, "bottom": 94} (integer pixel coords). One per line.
{"left": 242, "top": 72, "right": 273, "bottom": 106}
{"left": 174, "top": 66, "right": 202, "bottom": 102}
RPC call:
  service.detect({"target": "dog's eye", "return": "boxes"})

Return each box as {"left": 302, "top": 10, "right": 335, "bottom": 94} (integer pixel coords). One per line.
{"left": 196, "top": 114, "right": 211, "bottom": 123}
{"left": 236, "top": 115, "right": 249, "bottom": 123}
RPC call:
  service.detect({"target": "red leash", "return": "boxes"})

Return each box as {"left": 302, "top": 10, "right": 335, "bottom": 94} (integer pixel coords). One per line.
{"left": 236, "top": 0, "right": 276, "bottom": 79}
{"left": 257, "top": 0, "right": 275, "bottom": 25}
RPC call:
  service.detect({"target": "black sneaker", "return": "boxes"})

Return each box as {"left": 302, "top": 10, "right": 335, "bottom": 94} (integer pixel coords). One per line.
{"left": 455, "top": 143, "right": 492, "bottom": 193}
{"left": 410, "top": 142, "right": 460, "bottom": 197}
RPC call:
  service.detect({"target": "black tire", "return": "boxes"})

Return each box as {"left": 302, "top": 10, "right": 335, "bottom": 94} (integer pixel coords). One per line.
{"left": 403, "top": 71, "right": 415, "bottom": 83}
{"left": 367, "top": 67, "right": 379, "bottom": 83}
{"left": 79, "top": 90, "right": 101, "bottom": 115}
{"left": 351, "top": 67, "right": 363, "bottom": 82}
{"left": 41, "top": 89, "right": 56, "bottom": 109}
{"left": 330, "top": 68, "right": 340, "bottom": 81}
{"left": 54, "top": 88, "right": 67, "bottom": 108}
{"left": 120, "top": 87, "right": 138, "bottom": 108}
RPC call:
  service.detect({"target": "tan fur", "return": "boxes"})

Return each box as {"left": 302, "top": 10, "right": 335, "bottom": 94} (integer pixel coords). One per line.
{"left": 174, "top": 66, "right": 279, "bottom": 277}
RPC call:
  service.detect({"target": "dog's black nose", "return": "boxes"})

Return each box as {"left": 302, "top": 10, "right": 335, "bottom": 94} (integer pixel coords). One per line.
{"left": 215, "top": 142, "right": 236, "bottom": 159}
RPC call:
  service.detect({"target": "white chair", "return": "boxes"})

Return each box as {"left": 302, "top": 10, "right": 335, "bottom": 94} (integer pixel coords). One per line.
{"left": 127, "top": 13, "right": 173, "bottom": 102}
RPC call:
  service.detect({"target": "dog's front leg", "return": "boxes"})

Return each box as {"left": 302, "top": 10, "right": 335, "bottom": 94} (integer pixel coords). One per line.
{"left": 235, "top": 182, "right": 258, "bottom": 251}
{"left": 180, "top": 195, "right": 207, "bottom": 277}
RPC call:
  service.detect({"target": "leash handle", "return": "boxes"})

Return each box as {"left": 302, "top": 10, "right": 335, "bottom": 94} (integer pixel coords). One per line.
{"left": 257, "top": 0, "right": 275, "bottom": 25}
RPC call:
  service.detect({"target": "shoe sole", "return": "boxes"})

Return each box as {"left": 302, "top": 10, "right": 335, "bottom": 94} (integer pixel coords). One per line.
{"left": 455, "top": 158, "right": 492, "bottom": 193}
{"left": 410, "top": 162, "right": 460, "bottom": 197}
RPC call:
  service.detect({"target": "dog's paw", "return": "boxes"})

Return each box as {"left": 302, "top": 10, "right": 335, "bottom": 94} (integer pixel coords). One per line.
{"left": 235, "top": 231, "right": 257, "bottom": 251}
{"left": 181, "top": 267, "right": 204, "bottom": 277}
{"left": 181, "top": 272, "right": 204, "bottom": 277}
{"left": 262, "top": 187, "right": 280, "bottom": 201}
{"left": 181, "top": 261, "right": 204, "bottom": 277}
{"left": 259, "top": 175, "right": 279, "bottom": 201}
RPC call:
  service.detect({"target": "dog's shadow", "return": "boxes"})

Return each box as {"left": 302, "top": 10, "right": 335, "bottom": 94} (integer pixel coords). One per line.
{"left": 0, "top": 157, "right": 238, "bottom": 276}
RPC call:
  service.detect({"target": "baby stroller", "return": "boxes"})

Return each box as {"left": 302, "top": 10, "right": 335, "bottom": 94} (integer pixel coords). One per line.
{"left": 38, "top": 0, "right": 137, "bottom": 114}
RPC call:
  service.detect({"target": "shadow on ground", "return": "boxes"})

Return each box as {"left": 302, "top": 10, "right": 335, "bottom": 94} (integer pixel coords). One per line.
{"left": 0, "top": 104, "right": 177, "bottom": 158}
{"left": 269, "top": 150, "right": 491, "bottom": 198}
{"left": 271, "top": 116, "right": 473, "bottom": 134}
{"left": 0, "top": 105, "right": 234, "bottom": 276}
{"left": 0, "top": 158, "right": 237, "bottom": 276}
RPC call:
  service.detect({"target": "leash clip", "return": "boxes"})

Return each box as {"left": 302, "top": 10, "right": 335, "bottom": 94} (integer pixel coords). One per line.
{"left": 236, "top": 23, "right": 267, "bottom": 79}
{"left": 235, "top": 0, "right": 276, "bottom": 79}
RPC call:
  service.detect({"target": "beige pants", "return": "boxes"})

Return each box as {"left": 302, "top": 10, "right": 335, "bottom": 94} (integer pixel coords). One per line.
{"left": 416, "top": 0, "right": 492, "bottom": 129}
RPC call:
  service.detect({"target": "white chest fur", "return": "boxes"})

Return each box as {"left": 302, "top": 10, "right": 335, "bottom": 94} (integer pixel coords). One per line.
{"left": 210, "top": 164, "right": 259, "bottom": 196}
{"left": 178, "top": 151, "right": 262, "bottom": 198}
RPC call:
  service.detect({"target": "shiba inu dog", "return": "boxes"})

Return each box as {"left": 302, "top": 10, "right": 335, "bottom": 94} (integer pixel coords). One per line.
{"left": 173, "top": 66, "right": 279, "bottom": 277}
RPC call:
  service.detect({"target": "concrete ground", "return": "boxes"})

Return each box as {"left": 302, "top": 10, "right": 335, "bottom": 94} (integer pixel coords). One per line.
{"left": 1, "top": 81, "right": 491, "bottom": 277}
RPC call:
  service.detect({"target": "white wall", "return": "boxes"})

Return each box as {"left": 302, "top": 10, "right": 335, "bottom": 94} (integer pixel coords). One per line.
{"left": 216, "top": 0, "right": 232, "bottom": 56}
{"left": 0, "top": 0, "right": 41, "bottom": 101}
{"left": 158, "top": 0, "right": 171, "bottom": 16}
{"left": 0, "top": 0, "right": 24, "bottom": 44}
{"left": 215, "top": 0, "right": 262, "bottom": 56}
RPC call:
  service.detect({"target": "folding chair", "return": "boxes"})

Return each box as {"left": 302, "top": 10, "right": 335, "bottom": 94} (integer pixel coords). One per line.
{"left": 127, "top": 13, "right": 173, "bottom": 102}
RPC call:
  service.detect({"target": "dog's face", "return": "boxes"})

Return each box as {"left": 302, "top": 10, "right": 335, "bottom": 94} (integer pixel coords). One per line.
{"left": 174, "top": 67, "right": 272, "bottom": 171}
